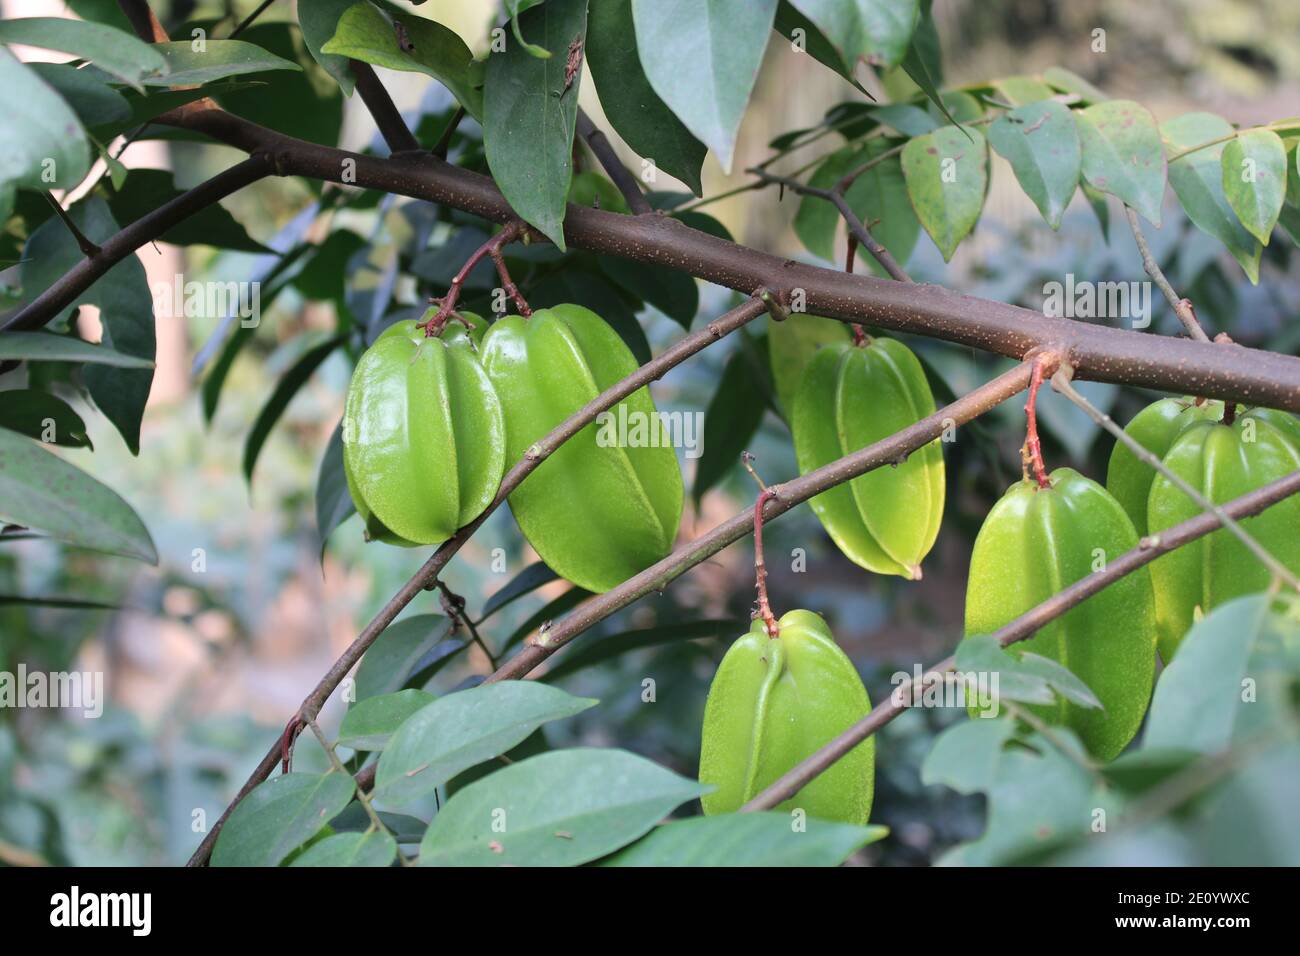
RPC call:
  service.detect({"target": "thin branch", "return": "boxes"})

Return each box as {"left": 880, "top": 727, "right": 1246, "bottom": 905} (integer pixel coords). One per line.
{"left": 436, "top": 582, "right": 496, "bottom": 669}
{"left": 43, "top": 193, "right": 101, "bottom": 258}
{"left": 3, "top": 157, "right": 273, "bottom": 333}
{"left": 431, "top": 106, "right": 466, "bottom": 160}
{"left": 1124, "top": 205, "right": 1210, "bottom": 342}
{"left": 484, "top": 361, "right": 1037, "bottom": 683}
{"left": 576, "top": 110, "right": 653, "bottom": 215}
{"left": 740, "top": 467, "right": 1300, "bottom": 812}
{"left": 423, "top": 220, "right": 531, "bottom": 329}
{"left": 1051, "top": 363, "right": 1300, "bottom": 592}
{"left": 184, "top": 293, "right": 771, "bottom": 867}
{"left": 349, "top": 61, "right": 421, "bottom": 154}
{"left": 229, "top": 0, "right": 279, "bottom": 39}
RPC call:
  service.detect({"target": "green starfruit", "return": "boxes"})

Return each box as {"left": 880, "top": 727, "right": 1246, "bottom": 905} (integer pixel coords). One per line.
{"left": 699, "top": 610, "right": 874, "bottom": 824}
{"left": 479, "top": 304, "right": 684, "bottom": 593}
{"left": 342, "top": 318, "right": 505, "bottom": 546}
{"left": 768, "top": 312, "right": 851, "bottom": 416}
{"left": 792, "top": 336, "right": 944, "bottom": 579}
{"left": 964, "top": 468, "right": 1157, "bottom": 761}
{"left": 1143, "top": 412, "right": 1300, "bottom": 660}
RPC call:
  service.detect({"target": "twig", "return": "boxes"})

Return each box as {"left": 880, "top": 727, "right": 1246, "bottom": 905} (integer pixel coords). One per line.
{"left": 43, "top": 193, "right": 101, "bottom": 258}
{"left": 431, "top": 106, "right": 466, "bottom": 159}
{"left": 485, "top": 362, "right": 1037, "bottom": 681}
{"left": 577, "top": 110, "right": 653, "bottom": 215}
{"left": 1124, "top": 206, "right": 1210, "bottom": 342}
{"left": 306, "top": 719, "right": 411, "bottom": 866}
{"left": 436, "top": 581, "right": 496, "bottom": 668}
{"left": 423, "top": 220, "right": 530, "bottom": 331}
{"left": 349, "top": 61, "right": 421, "bottom": 154}
{"left": 1051, "top": 363, "right": 1300, "bottom": 592}
{"left": 184, "top": 294, "right": 771, "bottom": 866}
{"left": 739, "top": 467, "right": 1300, "bottom": 812}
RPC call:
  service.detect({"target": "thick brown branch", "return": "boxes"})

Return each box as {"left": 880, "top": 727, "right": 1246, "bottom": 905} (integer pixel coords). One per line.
{"left": 184, "top": 294, "right": 770, "bottom": 867}
{"left": 485, "top": 361, "right": 1036, "bottom": 682}
{"left": 740, "top": 468, "right": 1300, "bottom": 812}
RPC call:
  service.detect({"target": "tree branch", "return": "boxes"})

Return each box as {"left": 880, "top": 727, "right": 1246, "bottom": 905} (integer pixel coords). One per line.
{"left": 57, "top": 103, "right": 1300, "bottom": 410}
{"left": 3, "top": 158, "right": 273, "bottom": 333}
{"left": 576, "top": 110, "right": 653, "bottom": 215}
{"left": 183, "top": 293, "right": 771, "bottom": 866}
{"left": 484, "top": 361, "right": 1037, "bottom": 682}
{"left": 1124, "top": 206, "right": 1210, "bottom": 342}
{"left": 739, "top": 467, "right": 1300, "bottom": 812}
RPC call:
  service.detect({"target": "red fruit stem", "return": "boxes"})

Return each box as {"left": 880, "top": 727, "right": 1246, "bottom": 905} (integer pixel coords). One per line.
{"left": 423, "top": 220, "right": 530, "bottom": 335}
{"left": 1024, "top": 355, "right": 1053, "bottom": 489}
{"left": 753, "top": 488, "right": 781, "bottom": 639}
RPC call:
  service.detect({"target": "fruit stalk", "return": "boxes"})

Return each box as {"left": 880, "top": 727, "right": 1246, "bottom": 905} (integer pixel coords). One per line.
{"left": 1022, "top": 352, "right": 1056, "bottom": 489}
{"left": 752, "top": 487, "right": 780, "bottom": 639}
{"left": 423, "top": 220, "right": 531, "bottom": 333}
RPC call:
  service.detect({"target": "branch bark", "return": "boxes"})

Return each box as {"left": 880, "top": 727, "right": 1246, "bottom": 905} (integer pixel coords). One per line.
{"left": 740, "top": 467, "right": 1300, "bottom": 811}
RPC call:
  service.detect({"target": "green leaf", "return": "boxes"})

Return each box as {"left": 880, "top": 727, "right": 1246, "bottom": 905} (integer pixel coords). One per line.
{"left": 0, "top": 390, "right": 91, "bottom": 448}
{"left": 375, "top": 682, "right": 597, "bottom": 806}
{"left": 480, "top": 561, "right": 559, "bottom": 621}
{"left": 541, "top": 619, "right": 738, "bottom": 683}
{"left": 900, "top": 31, "right": 958, "bottom": 128}
{"left": 0, "top": 427, "right": 156, "bottom": 563}
{"left": 692, "top": 349, "right": 767, "bottom": 506}
{"left": 954, "top": 634, "right": 1099, "bottom": 709}
{"left": 89, "top": 80, "right": 252, "bottom": 141}
{"left": 869, "top": 102, "right": 937, "bottom": 137}
{"left": 321, "top": 2, "right": 482, "bottom": 119}
{"left": 0, "top": 49, "right": 91, "bottom": 194}
{"left": 632, "top": 0, "right": 778, "bottom": 174}
{"left": 28, "top": 62, "right": 130, "bottom": 127}
{"left": 338, "top": 689, "right": 435, "bottom": 751}
{"left": 1143, "top": 595, "right": 1272, "bottom": 754}
{"left": 586, "top": 0, "right": 706, "bottom": 195}
{"left": 1080, "top": 180, "right": 1110, "bottom": 238}
{"left": 787, "top": 0, "right": 919, "bottom": 71}
{"left": 598, "top": 257, "right": 698, "bottom": 328}
{"left": 605, "top": 812, "right": 886, "bottom": 866}
{"left": 354, "top": 614, "right": 454, "bottom": 699}
{"left": 1042, "top": 66, "right": 1107, "bottom": 105}
{"left": 987, "top": 99, "right": 1080, "bottom": 229}
{"left": 482, "top": 0, "right": 588, "bottom": 248}
{"left": 0, "top": 332, "right": 153, "bottom": 369}
{"left": 793, "top": 145, "right": 860, "bottom": 261}
{"left": 243, "top": 334, "right": 344, "bottom": 484}
{"left": 993, "top": 74, "right": 1055, "bottom": 107}
{"left": 315, "top": 419, "right": 355, "bottom": 554}
{"left": 297, "top": 0, "right": 358, "bottom": 93}
{"left": 843, "top": 138, "right": 921, "bottom": 269}
{"left": 901, "top": 123, "right": 987, "bottom": 260}
{"left": 772, "top": 2, "right": 867, "bottom": 93}
{"left": 921, "top": 718, "right": 1016, "bottom": 794}
{"left": 142, "top": 40, "right": 301, "bottom": 86}
{"left": 1076, "top": 99, "right": 1166, "bottom": 226}
{"left": 0, "top": 17, "right": 168, "bottom": 90}
{"left": 106, "top": 169, "right": 269, "bottom": 252}
{"left": 19, "top": 200, "right": 154, "bottom": 454}
{"left": 211, "top": 771, "right": 356, "bottom": 867}
{"left": 1222, "top": 128, "right": 1287, "bottom": 245}
{"left": 1162, "top": 112, "right": 1262, "bottom": 283}
{"left": 288, "top": 830, "right": 396, "bottom": 867}
{"left": 418, "top": 748, "right": 706, "bottom": 866}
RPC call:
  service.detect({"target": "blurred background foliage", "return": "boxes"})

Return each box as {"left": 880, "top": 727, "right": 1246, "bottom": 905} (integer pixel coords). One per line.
{"left": 1, "top": 0, "right": 1298, "bottom": 866}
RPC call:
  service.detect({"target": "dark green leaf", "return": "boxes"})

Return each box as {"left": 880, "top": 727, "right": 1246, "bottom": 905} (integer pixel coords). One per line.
{"left": 0, "top": 332, "right": 152, "bottom": 368}
{"left": 354, "top": 614, "right": 454, "bottom": 700}
{"left": 106, "top": 169, "right": 269, "bottom": 252}
{"left": 0, "top": 390, "right": 91, "bottom": 448}
{"left": 143, "top": 40, "right": 301, "bottom": 86}
{"left": 586, "top": 0, "right": 706, "bottom": 195}
{"left": 0, "top": 427, "right": 156, "bottom": 563}
{"left": 243, "top": 334, "right": 344, "bottom": 484}
{"left": 479, "top": 561, "right": 560, "bottom": 621}
{"left": 288, "top": 830, "right": 396, "bottom": 867}
{"left": 418, "top": 748, "right": 706, "bottom": 866}
{"left": 482, "top": 0, "right": 587, "bottom": 247}
{"left": 605, "top": 812, "right": 886, "bottom": 866}
{"left": 297, "top": 0, "right": 359, "bottom": 93}
{"left": 598, "top": 258, "right": 698, "bottom": 328}
{"left": 501, "top": 586, "right": 591, "bottom": 651}
{"left": 0, "top": 49, "right": 91, "bottom": 194}
{"left": 632, "top": 0, "right": 778, "bottom": 173}
{"left": 0, "top": 17, "right": 167, "bottom": 90}
{"left": 542, "top": 619, "right": 738, "bottom": 683}
{"left": 315, "top": 419, "right": 355, "bottom": 554}
{"left": 772, "top": 2, "right": 866, "bottom": 93}
{"left": 28, "top": 63, "right": 130, "bottom": 127}
{"left": 211, "top": 771, "right": 356, "bottom": 867}
{"left": 338, "top": 689, "right": 436, "bottom": 751}
{"left": 692, "top": 349, "right": 766, "bottom": 506}
{"left": 788, "top": 0, "right": 918, "bottom": 70}
{"left": 375, "top": 682, "right": 596, "bottom": 806}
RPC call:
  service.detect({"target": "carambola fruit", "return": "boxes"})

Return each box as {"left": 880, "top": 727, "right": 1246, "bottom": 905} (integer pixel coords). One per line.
{"left": 699, "top": 610, "right": 874, "bottom": 824}
{"left": 792, "top": 336, "right": 944, "bottom": 579}
{"left": 342, "top": 318, "right": 505, "bottom": 546}
{"left": 480, "top": 304, "right": 684, "bottom": 593}
{"left": 964, "top": 468, "right": 1157, "bottom": 760}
